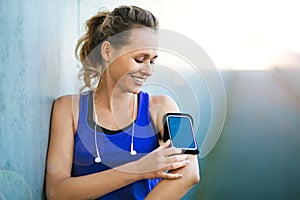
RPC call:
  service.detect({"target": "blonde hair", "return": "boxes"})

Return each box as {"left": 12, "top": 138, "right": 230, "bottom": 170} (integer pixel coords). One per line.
{"left": 75, "top": 5, "right": 159, "bottom": 91}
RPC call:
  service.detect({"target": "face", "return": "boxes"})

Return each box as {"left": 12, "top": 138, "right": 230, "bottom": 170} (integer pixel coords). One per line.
{"left": 106, "top": 29, "right": 158, "bottom": 94}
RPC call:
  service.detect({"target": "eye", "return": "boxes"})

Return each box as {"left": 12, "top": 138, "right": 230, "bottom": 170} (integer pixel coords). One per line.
{"left": 134, "top": 58, "right": 144, "bottom": 63}
{"left": 150, "top": 57, "right": 157, "bottom": 64}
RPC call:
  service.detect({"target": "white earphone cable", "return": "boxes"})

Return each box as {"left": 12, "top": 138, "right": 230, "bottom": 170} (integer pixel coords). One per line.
{"left": 93, "top": 92, "right": 137, "bottom": 163}
{"left": 130, "top": 94, "right": 137, "bottom": 156}
{"left": 94, "top": 92, "right": 101, "bottom": 163}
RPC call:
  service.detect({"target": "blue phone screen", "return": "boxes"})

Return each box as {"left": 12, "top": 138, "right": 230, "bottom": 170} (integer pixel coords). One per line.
{"left": 168, "top": 116, "right": 196, "bottom": 149}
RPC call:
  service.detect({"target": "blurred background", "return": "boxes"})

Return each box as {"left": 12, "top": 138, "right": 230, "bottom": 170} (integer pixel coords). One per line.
{"left": 1, "top": 0, "right": 300, "bottom": 199}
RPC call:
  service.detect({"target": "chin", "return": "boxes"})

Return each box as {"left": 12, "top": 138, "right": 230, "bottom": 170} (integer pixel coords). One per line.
{"left": 131, "top": 87, "right": 142, "bottom": 94}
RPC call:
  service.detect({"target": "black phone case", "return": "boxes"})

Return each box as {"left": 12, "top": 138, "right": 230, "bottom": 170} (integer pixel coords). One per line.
{"left": 163, "top": 113, "right": 199, "bottom": 155}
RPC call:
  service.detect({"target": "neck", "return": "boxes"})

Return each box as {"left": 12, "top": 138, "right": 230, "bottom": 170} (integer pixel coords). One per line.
{"left": 94, "top": 76, "right": 136, "bottom": 112}
{"left": 95, "top": 92, "right": 129, "bottom": 112}
{"left": 93, "top": 84, "right": 137, "bottom": 130}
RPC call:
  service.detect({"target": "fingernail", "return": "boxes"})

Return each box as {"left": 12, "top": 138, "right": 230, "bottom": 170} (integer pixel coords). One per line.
{"left": 179, "top": 149, "right": 183, "bottom": 154}
{"left": 165, "top": 140, "right": 170, "bottom": 146}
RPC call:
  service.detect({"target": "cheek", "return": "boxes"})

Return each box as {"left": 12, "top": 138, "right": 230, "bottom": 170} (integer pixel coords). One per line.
{"left": 121, "top": 61, "right": 136, "bottom": 73}
{"left": 110, "top": 59, "right": 136, "bottom": 79}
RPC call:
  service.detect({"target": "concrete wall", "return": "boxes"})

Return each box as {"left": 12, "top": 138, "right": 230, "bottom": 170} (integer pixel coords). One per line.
{"left": 0, "top": 0, "right": 78, "bottom": 199}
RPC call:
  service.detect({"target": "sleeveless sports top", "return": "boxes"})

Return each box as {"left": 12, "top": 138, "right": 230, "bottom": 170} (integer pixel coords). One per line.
{"left": 71, "top": 91, "right": 160, "bottom": 200}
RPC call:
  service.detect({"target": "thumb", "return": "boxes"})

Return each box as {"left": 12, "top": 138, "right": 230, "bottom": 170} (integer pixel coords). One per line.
{"left": 162, "top": 139, "right": 171, "bottom": 147}
{"left": 155, "top": 140, "right": 171, "bottom": 151}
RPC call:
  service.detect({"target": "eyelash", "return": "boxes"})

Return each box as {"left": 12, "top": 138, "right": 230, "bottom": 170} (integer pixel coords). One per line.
{"left": 134, "top": 59, "right": 143, "bottom": 63}
{"left": 134, "top": 58, "right": 156, "bottom": 64}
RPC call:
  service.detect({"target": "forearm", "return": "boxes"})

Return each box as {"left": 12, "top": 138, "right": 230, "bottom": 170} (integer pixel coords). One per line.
{"left": 46, "top": 165, "right": 140, "bottom": 200}
{"left": 145, "top": 155, "right": 200, "bottom": 200}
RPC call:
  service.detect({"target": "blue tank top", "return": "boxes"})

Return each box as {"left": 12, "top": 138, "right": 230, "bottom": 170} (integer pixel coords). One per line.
{"left": 71, "top": 91, "right": 160, "bottom": 200}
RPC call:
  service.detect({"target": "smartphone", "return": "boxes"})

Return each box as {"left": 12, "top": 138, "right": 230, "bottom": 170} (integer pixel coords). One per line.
{"left": 163, "top": 113, "right": 199, "bottom": 154}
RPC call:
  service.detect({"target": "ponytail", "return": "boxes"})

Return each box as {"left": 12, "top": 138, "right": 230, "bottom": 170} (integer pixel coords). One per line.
{"left": 75, "top": 11, "right": 109, "bottom": 63}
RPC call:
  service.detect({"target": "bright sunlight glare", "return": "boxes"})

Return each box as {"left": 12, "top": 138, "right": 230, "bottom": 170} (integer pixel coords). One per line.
{"left": 80, "top": 0, "right": 300, "bottom": 70}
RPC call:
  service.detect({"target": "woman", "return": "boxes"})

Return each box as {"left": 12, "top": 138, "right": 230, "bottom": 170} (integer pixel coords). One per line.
{"left": 46, "top": 5, "right": 199, "bottom": 200}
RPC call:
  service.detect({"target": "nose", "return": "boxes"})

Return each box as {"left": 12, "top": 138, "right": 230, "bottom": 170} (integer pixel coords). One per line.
{"left": 140, "top": 63, "right": 153, "bottom": 76}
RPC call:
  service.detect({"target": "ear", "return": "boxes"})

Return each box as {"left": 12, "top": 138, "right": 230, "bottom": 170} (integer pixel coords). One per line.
{"left": 101, "top": 41, "right": 111, "bottom": 62}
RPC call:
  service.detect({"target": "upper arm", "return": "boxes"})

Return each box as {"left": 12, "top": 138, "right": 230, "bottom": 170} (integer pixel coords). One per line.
{"left": 147, "top": 95, "right": 200, "bottom": 199}
{"left": 149, "top": 95, "right": 180, "bottom": 140}
{"left": 46, "top": 95, "right": 77, "bottom": 190}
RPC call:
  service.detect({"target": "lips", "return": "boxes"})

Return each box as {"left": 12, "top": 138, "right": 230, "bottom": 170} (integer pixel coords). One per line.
{"left": 132, "top": 76, "right": 146, "bottom": 86}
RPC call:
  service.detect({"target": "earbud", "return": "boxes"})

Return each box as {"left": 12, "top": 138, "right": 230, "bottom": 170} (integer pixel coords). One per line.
{"left": 95, "top": 156, "right": 101, "bottom": 163}
{"left": 130, "top": 149, "right": 137, "bottom": 156}
{"left": 130, "top": 142, "right": 137, "bottom": 156}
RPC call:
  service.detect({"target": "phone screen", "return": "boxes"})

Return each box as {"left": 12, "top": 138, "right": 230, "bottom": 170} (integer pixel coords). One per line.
{"left": 167, "top": 115, "right": 197, "bottom": 149}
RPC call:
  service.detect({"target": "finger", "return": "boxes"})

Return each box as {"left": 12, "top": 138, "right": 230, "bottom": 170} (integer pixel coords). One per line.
{"left": 159, "top": 171, "right": 183, "bottom": 179}
{"left": 162, "top": 160, "right": 191, "bottom": 171}
{"left": 161, "top": 140, "right": 171, "bottom": 148}
{"left": 164, "top": 154, "right": 188, "bottom": 164}
{"left": 163, "top": 140, "right": 171, "bottom": 147}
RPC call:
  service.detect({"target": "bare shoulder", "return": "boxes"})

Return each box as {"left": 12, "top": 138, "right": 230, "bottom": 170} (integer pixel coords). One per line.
{"left": 149, "top": 95, "right": 179, "bottom": 138}
{"left": 53, "top": 95, "right": 78, "bottom": 114}
{"left": 52, "top": 94, "right": 80, "bottom": 132}
{"left": 54, "top": 94, "right": 79, "bottom": 105}
{"left": 150, "top": 95, "right": 179, "bottom": 113}
{"left": 54, "top": 95, "right": 72, "bottom": 106}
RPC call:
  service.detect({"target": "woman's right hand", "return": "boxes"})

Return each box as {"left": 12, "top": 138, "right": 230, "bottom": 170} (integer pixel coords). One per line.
{"left": 117, "top": 140, "right": 190, "bottom": 180}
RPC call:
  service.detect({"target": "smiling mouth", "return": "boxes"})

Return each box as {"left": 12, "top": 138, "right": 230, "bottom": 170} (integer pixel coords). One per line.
{"left": 132, "top": 76, "right": 146, "bottom": 85}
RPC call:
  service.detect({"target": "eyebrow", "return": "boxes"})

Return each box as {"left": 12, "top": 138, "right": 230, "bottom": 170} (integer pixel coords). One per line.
{"left": 135, "top": 54, "right": 158, "bottom": 59}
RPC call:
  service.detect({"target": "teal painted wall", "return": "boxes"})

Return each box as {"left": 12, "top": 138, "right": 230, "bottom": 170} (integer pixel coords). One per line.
{"left": 187, "top": 69, "right": 300, "bottom": 200}
{"left": 0, "top": 0, "right": 77, "bottom": 199}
